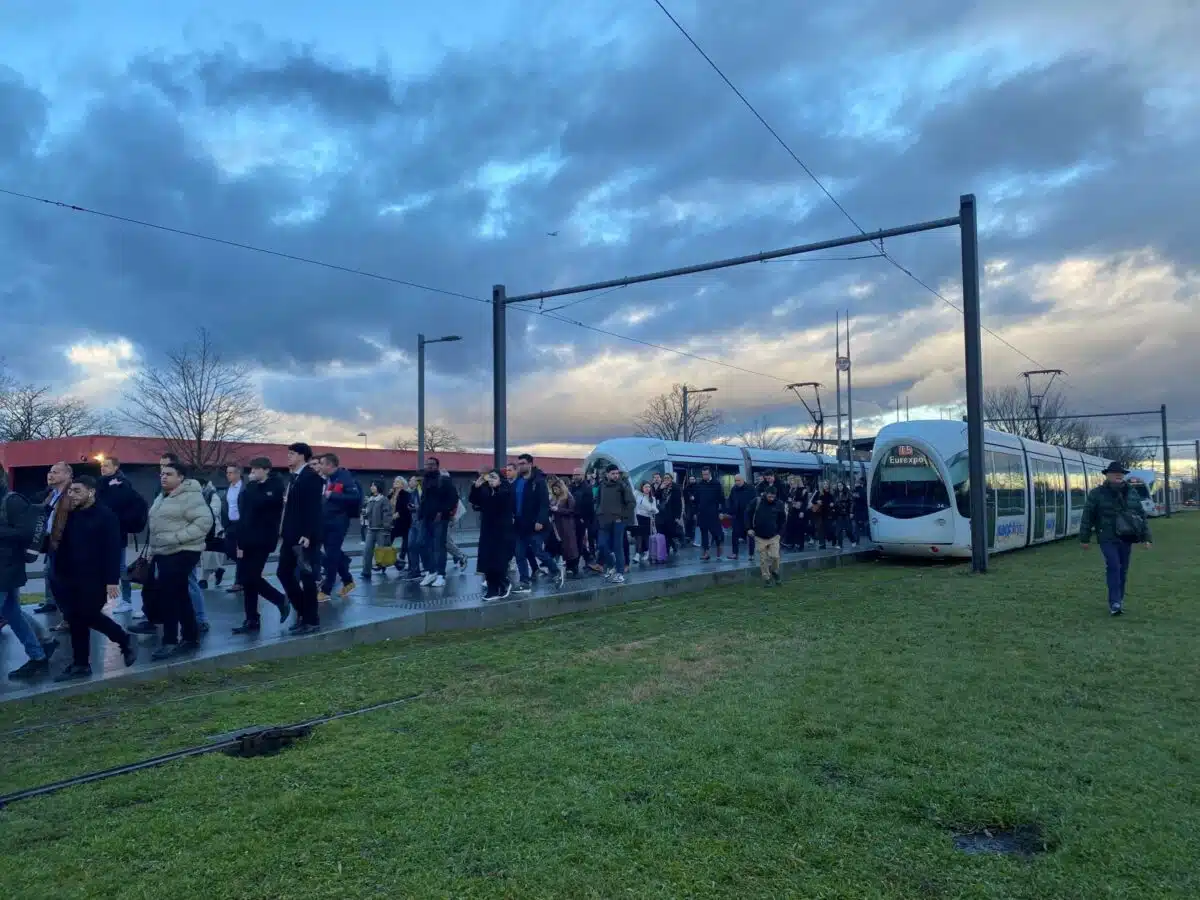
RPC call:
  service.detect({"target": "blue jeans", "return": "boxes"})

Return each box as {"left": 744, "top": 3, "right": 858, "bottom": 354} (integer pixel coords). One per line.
{"left": 187, "top": 568, "right": 208, "bottom": 623}
{"left": 1099, "top": 541, "right": 1132, "bottom": 611}
{"left": 597, "top": 522, "right": 627, "bottom": 575}
{"left": 406, "top": 523, "right": 424, "bottom": 573}
{"left": 320, "top": 519, "right": 353, "bottom": 592}
{"left": 516, "top": 530, "right": 559, "bottom": 583}
{"left": 2, "top": 588, "right": 46, "bottom": 661}
{"left": 421, "top": 520, "right": 449, "bottom": 576}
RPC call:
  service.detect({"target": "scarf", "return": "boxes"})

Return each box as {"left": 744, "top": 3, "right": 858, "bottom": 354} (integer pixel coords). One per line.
{"left": 48, "top": 495, "right": 72, "bottom": 553}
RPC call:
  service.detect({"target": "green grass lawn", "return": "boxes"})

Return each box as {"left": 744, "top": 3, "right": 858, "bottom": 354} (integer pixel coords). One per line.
{"left": 1, "top": 519, "right": 1197, "bottom": 899}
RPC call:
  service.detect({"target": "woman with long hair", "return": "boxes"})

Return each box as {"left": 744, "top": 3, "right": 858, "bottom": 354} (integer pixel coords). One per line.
{"left": 633, "top": 481, "right": 659, "bottom": 564}
{"left": 389, "top": 476, "right": 412, "bottom": 568}
{"left": 548, "top": 476, "right": 580, "bottom": 575}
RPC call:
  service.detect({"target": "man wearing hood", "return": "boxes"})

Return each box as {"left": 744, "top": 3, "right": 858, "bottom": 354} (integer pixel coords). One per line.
{"left": 512, "top": 453, "right": 562, "bottom": 592}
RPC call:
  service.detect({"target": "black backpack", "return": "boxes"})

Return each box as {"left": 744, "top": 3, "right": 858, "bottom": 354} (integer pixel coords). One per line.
{"left": 122, "top": 489, "right": 149, "bottom": 536}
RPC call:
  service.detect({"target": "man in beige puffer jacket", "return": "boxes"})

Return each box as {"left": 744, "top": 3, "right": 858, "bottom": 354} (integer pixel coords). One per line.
{"left": 146, "top": 465, "right": 213, "bottom": 659}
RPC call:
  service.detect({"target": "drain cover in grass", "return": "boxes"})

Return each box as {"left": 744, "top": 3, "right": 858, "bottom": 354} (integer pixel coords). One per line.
{"left": 952, "top": 824, "right": 1049, "bottom": 858}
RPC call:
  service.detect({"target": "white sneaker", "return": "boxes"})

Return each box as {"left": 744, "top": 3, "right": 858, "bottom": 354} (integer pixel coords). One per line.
{"left": 420, "top": 573, "right": 437, "bottom": 587}
{"left": 432, "top": 575, "right": 446, "bottom": 588}
{"left": 612, "top": 574, "right": 626, "bottom": 584}
{"left": 111, "top": 600, "right": 134, "bottom": 614}
{"left": 604, "top": 569, "right": 615, "bottom": 581}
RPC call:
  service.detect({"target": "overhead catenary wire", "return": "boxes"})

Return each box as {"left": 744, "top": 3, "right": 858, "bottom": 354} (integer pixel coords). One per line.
{"left": 0, "top": 186, "right": 792, "bottom": 386}
{"left": 648, "top": 0, "right": 1050, "bottom": 371}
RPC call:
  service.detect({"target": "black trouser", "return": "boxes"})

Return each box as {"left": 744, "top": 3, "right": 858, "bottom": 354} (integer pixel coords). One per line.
{"left": 575, "top": 518, "right": 593, "bottom": 563}
{"left": 154, "top": 551, "right": 200, "bottom": 645}
{"left": 484, "top": 571, "right": 509, "bottom": 595}
{"left": 635, "top": 515, "right": 652, "bottom": 554}
{"left": 684, "top": 511, "right": 697, "bottom": 543}
{"left": 224, "top": 522, "right": 240, "bottom": 571}
{"left": 54, "top": 580, "right": 129, "bottom": 667}
{"left": 730, "top": 519, "right": 752, "bottom": 557}
{"left": 698, "top": 514, "right": 723, "bottom": 552}
{"left": 240, "top": 546, "right": 287, "bottom": 624}
{"left": 279, "top": 541, "right": 320, "bottom": 626}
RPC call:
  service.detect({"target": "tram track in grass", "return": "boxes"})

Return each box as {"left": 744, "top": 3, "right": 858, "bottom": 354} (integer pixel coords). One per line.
{"left": 0, "top": 518, "right": 1196, "bottom": 898}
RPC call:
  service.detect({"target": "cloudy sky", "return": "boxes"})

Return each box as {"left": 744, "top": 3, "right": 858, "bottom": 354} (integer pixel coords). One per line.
{"left": 1, "top": 0, "right": 1198, "bottom": 459}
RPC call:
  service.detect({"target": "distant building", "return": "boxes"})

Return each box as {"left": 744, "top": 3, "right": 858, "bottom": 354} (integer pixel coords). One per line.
{"left": 0, "top": 435, "right": 582, "bottom": 530}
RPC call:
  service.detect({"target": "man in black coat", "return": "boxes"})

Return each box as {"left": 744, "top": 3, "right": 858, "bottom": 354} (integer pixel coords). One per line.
{"left": 747, "top": 485, "right": 788, "bottom": 587}
{"left": 278, "top": 442, "right": 323, "bottom": 634}
{"left": 511, "top": 453, "right": 561, "bottom": 591}
{"left": 569, "top": 468, "right": 595, "bottom": 564}
{"left": 416, "top": 456, "right": 460, "bottom": 588}
{"left": 96, "top": 456, "right": 148, "bottom": 613}
{"left": 688, "top": 467, "right": 726, "bottom": 560}
{"left": 725, "top": 474, "right": 756, "bottom": 561}
{"left": 49, "top": 476, "right": 137, "bottom": 681}
{"left": 232, "top": 457, "right": 290, "bottom": 635}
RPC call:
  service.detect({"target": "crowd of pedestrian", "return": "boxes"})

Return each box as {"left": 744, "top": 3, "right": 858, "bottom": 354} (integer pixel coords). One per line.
{"left": 1, "top": 446, "right": 872, "bottom": 682}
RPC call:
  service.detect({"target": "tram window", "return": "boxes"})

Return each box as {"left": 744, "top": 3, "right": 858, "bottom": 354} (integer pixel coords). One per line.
{"left": 946, "top": 450, "right": 971, "bottom": 518}
{"left": 993, "top": 451, "right": 1025, "bottom": 517}
{"left": 869, "top": 444, "right": 950, "bottom": 520}
{"left": 1067, "top": 464, "right": 1086, "bottom": 507}
{"left": 628, "top": 460, "right": 666, "bottom": 490}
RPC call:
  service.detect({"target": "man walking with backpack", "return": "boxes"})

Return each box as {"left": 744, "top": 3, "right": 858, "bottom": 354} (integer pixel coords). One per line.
{"left": 1080, "top": 462, "right": 1152, "bottom": 616}
{"left": 97, "top": 456, "right": 149, "bottom": 614}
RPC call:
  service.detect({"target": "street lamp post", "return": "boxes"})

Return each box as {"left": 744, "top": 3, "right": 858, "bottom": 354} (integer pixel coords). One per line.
{"left": 417, "top": 333, "right": 461, "bottom": 471}
{"left": 680, "top": 385, "right": 717, "bottom": 442}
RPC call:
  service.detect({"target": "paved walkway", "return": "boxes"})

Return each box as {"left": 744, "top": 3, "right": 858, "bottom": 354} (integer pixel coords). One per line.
{"left": 1, "top": 542, "right": 876, "bottom": 704}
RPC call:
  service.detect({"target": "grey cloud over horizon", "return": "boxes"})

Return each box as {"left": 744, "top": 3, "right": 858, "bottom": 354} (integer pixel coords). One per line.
{"left": 1, "top": 0, "right": 1198, "bottom": 450}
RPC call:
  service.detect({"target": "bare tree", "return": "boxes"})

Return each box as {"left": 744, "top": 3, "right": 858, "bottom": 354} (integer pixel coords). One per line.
{"left": 735, "top": 418, "right": 792, "bottom": 451}
{"left": 392, "top": 424, "right": 464, "bottom": 453}
{"left": 120, "top": 328, "right": 271, "bottom": 475}
{"left": 983, "top": 386, "right": 1095, "bottom": 449}
{"left": 0, "top": 381, "right": 105, "bottom": 441}
{"left": 634, "top": 384, "right": 724, "bottom": 443}
{"left": 1086, "top": 433, "right": 1152, "bottom": 470}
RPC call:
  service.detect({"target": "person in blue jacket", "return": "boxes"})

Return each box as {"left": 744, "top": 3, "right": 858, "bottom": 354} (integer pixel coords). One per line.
{"left": 317, "top": 452, "right": 362, "bottom": 600}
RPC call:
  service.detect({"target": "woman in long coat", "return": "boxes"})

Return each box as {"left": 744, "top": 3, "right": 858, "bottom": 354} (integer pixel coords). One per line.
{"left": 469, "top": 471, "right": 515, "bottom": 601}
{"left": 548, "top": 477, "right": 580, "bottom": 574}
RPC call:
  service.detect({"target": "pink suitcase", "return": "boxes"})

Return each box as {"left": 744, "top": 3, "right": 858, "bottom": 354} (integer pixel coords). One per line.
{"left": 650, "top": 531, "right": 668, "bottom": 564}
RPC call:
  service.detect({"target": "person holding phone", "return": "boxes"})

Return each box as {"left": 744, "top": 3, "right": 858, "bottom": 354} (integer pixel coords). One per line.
{"left": 469, "top": 469, "right": 515, "bottom": 601}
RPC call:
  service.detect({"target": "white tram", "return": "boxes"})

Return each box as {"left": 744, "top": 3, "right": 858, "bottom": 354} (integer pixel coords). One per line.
{"left": 583, "top": 438, "right": 852, "bottom": 493}
{"left": 1126, "top": 469, "right": 1181, "bottom": 518}
{"left": 868, "top": 421, "right": 1113, "bottom": 558}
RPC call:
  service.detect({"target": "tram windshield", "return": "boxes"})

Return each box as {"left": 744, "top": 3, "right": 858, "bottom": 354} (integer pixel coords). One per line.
{"left": 870, "top": 443, "right": 951, "bottom": 520}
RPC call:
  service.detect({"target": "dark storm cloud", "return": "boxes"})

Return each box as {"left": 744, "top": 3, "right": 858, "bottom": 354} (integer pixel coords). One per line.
{"left": 0, "top": 0, "right": 1197, "bottom": 440}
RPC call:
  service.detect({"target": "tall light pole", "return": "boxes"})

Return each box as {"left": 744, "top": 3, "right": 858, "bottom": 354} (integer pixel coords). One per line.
{"left": 680, "top": 385, "right": 717, "bottom": 442}
{"left": 356, "top": 432, "right": 368, "bottom": 449}
{"left": 417, "top": 333, "right": 461, "bottom": 471}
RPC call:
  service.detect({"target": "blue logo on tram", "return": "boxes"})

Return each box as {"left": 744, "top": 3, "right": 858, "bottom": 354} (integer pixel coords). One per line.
{"left": 996, "top": 521, "right": 1025, "bottom": 538}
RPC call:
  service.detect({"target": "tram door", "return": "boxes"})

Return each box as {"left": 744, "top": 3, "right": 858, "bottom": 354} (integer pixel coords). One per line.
{"left": 1027, "top": 460, "right": 1046, "bottom": 540}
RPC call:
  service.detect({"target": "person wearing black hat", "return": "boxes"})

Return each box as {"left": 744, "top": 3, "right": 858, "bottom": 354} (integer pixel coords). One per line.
{"left": 1080, "top": 461, "right": 1152, "bottom": 616}
{"left": 279, "top": 442, "right": 323, "bottom": 633}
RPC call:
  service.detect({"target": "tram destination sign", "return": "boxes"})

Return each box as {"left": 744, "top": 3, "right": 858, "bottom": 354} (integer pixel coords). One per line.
{"left": 885, "top": 445, "right": 930, "bottom": 467}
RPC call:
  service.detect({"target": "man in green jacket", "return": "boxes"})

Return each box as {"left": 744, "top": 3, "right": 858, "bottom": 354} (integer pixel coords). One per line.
{"left": 1079, "top": 462, "right": 1152, "bottom": 616}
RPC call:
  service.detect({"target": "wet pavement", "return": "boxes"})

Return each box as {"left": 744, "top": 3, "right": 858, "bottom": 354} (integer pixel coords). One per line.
{"left": 1, "top": 542, "right": 875, "bottom": 704}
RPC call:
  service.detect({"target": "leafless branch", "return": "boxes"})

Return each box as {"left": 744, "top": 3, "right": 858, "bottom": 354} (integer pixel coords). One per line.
{"left": 735, "top": 418, "right": 792, "bottom": 451}
{"left": 119, "top": 328, "right": 272, "bottom": 475}
{"left": 392, "top": 424, "right": 464, "bottom": 452}
{"left": 633, "top": 384, "right": 724, "bottom": 443}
